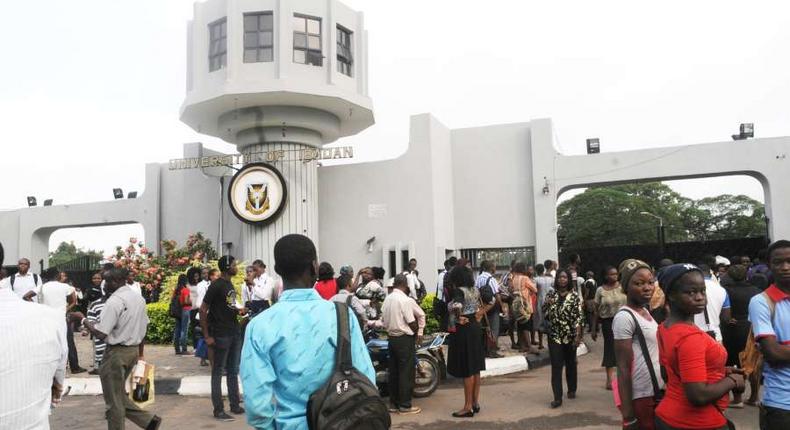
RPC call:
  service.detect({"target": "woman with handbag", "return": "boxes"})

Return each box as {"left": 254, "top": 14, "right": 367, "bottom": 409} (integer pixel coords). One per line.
{"left": 613, "top": 259, "right": 664, "bottom": 430}
{"left": 543, "top": 269, "right": 584, "bottom": 408}
{"left": 511, "top": 262, "right": 538, "bottom": 353}
{"left": 654, "top": 264, "right": 745, "bottom": 430}
{"left": 592, "top": 266, "right": 628, "bottom": 390}
{"left": 446, "top": 264, "right": 490, "bottom": 418}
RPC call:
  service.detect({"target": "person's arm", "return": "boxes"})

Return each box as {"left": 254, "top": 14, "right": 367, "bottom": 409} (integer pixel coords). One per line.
{"left": 239, "top": 322, "right": 276, "bottom": 429}
{"left": 347, "top": 309, "right": 377, "bottom": 384}
{"left": 138, "top": 340, "right": 145, "bottom": 360}
{"left": 413, "top": 301, "right": 427, "bottom": 337}
{"left": 591, "top": 287, "right": 602, "bottom": 341}
{"left": 612, "top": 313, "right": 637, "bottom": 428}
{"left": 23, "top": 290, "right": 37, "bottom": 301}
{"left": 199, "top": 302, "right": 213, "bottom": 346}
{"left": 67, "top": 290, "right": 77, "bottom": 310}
{"left": 573, "top": 293, "right": 584, "bottom": 346}
{"left": 720, "top": 292, "right": 732, "bottom": 324}
{"left": 677, "top": 334, "right": 744, "bottom": 406}
{"left": 750, "top": 295, "right": 790, "bottom": 364}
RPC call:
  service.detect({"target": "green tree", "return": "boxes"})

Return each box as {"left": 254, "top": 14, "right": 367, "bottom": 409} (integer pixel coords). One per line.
{"left": 557, "top": 183, "right": 765, "bottom": 248}
{"left": 48, "top": 241, "right": 103, "bottom": 268}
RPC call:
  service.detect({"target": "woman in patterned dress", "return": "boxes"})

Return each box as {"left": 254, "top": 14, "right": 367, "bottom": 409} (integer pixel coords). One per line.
{"left": 543, "top": 268, "right": 584, "bottom": 408}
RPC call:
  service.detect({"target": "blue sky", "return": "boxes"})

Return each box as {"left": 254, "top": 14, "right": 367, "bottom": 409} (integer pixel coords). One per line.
{"left": 1, "top": 0, "right": 786, "bottom": 256}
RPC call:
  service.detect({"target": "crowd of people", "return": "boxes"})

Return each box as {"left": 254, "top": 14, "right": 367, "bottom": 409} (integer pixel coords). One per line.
{"left": 1, "top": 237, "right": 789, "bottom": 430}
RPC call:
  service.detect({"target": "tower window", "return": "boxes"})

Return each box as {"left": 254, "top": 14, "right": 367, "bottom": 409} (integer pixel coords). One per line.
{"left": 293, "top": 14, "right": 322, "bottom": 66}
{"left": 336, "top": 26, "right": 353, "bottom": 76}
{"left": 243, "top": 12, "right": 274, "bottom": 63}
{"left": 208, "top": 18, "right": 227, "bottom": 72}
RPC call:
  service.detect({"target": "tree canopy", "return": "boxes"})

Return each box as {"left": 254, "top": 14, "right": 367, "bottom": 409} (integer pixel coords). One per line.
{"left": 557, "top": 182, "right": 765, "bottom": 249}
{"left": 48, "top": 241, "right": 103, "bottom": 268}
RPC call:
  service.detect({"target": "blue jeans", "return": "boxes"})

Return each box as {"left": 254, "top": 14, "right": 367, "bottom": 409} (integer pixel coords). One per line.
{"left": 211, "top": 333, "right": 241, "bottom": 414}
{"left": 173, "top": 309, "right": 190, "bottom": 352}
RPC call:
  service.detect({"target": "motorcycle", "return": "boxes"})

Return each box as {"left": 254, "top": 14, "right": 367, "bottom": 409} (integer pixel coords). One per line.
{"left": 366, "top": 330, "right": 448, "bottom": 398}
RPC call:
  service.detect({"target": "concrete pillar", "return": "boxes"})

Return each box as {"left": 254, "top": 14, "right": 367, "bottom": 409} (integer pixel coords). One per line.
{"left": 240, "top": 142, "right": 319, "bottom": 266}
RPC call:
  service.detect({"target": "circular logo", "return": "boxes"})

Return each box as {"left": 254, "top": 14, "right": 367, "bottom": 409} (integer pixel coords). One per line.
{"left": 228, "top": 163, "right": 287, "bottom": 225}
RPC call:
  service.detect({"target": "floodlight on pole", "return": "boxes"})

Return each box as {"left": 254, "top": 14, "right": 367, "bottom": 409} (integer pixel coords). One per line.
{"left": 26, "top": 196, "right": 37, "bottom": 207}
{"left": 127, "top": 191, "right": 138, "bottom": 199}
{"left": 43, "top": 199, "right": 53, "bottom": 206}
{"left": 586, "top": 138, "right": 600, "bottom": 154}
{"left": 732, "top": 123, "right": 754, "bottom": 141}
{"left": 113, "top": 188, "right": 124, "bottom": 199}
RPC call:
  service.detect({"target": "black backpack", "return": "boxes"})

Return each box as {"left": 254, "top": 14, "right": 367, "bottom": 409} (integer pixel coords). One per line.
{"left": 9, "top": 273, "right": 39, "bottom": 291}
{"left": 168, "top": 287, "right": 182, "bottom": 318}
{"left": 307, "top": 302, "right": 390, "bottom": 430}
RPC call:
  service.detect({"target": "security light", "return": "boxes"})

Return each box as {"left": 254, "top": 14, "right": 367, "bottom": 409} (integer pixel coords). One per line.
{"left": 27, "top": 196, "right": 37, "bottom": 207}
{"left": 732, "top": 123, "right": 754, "bottom": 141}
{"left": 43, "top": 199, "right": 53, "bottom": 206}
{"left": 113, "top": 188, "right": 124, "bottom": 199}
{"left": 127, "top": 191, "right": 138, "bottom": 199}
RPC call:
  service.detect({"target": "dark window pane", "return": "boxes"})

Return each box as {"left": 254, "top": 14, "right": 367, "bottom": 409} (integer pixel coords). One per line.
{"left": 220, "top": 53, "right": 226, "bottom": 66}
{"left": 244, "top": 15, "right": 258, "bottom": 31}
{"left": 260, "top": 14, "right": 273, "bottom": 30}
{"left": 293, "top": 49, "right": 305, "bottom": 63}
{"left": 307, "top": 50, "right": 322, "bottom": 66}
{"left": 259, "top": 32, "right": 273, "bottom": 46}
{"left": 294, "top": 33, "right": 306, "bottom": 48}
{"left": 260, "top": 48, "right": 273, "bottom": 62}
{"left": 244, "top": 49, "right": 257, "bottom": 63}
{"left": 220, "top": 22, "right": 227, "bottom": 37}
{"left": 244, "top": 33, "right": 257, "bottom": 48}
{"left": 308, "top": 35, "right": 320, "bottom": 50}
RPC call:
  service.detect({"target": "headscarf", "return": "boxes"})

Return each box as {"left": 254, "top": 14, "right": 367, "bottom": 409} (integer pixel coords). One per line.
{"left": 618, "top": 259, "right": 652, "bottom": 290}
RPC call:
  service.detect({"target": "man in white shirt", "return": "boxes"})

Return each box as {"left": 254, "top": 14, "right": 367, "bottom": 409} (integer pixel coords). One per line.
{"left": 693, "top": 261, "right": 732, "bottom": 342}
{"left": 0, "top": 262, "right": 68, "bottom": 430}
{"left": 24, "top": 268, "right": 86, "bottom": 374}
{"left": 381, "top": 274, "right": 426, "bottom": 415}
{"left": 475, "top": 260, "right": 503, "bottom": 358}
{"left": 126, "top": 271, "right": 142, "bottom": 297}
{"left": 0, "top": 258, "right": 42, "bottom": 299}
{"left": 252, "top": 259, "right": 274, "bottom": 302}
{"left": 403, "top": 258, "right": 420, "bottom": 299}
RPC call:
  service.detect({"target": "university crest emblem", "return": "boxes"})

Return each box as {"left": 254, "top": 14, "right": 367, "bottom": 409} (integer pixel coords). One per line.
{"left": 246, "top": 183, "right": 270, "bottom": 215}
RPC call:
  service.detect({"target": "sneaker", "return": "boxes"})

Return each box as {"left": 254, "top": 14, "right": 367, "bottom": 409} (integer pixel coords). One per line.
{"left": 88, "top": 369, "right": 100, "bottom": 376}
{"left": 200, "top": 359, "right": 209, "bottom": 367}
{"left": 398, "top": 406, "right": 421, "bottom": 415}
{"left": 230, "top": 406, "right": 245, "bottom": 415}
{"left": 214, "top": 411, "right": 235, "bottom": 422}
{"left": 71, "top": 367, "right": 87, "bottom": 374}
{"left": 145, "top": 415, "right": 162, "bottom": 430}
{"left": 388, "top": 405, "right": 399, "bottom": 413}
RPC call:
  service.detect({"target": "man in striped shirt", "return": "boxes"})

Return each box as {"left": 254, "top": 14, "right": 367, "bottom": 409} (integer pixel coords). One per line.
{"left": 86, "top": 295, "right": 108, "bottom": 374}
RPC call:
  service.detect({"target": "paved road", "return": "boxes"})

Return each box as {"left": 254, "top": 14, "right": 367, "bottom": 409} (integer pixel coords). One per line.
{"left": 51, "top": 339, "right": 760, "bottom": 430}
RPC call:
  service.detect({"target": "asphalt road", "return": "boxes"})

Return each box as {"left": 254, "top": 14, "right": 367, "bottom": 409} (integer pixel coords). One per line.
{"left": 50, "top": 340, "right": 760, "bottom": 430}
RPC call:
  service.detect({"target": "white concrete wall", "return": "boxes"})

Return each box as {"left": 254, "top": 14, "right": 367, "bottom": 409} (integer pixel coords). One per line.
{"left": 451, "top": 122, "right": 535, "bottom": 250}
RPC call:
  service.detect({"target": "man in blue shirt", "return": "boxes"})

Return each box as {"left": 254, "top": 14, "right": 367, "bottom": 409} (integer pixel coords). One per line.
{"left": 240, "top": 234, "right": 375, "bottom": 430}
{"left": 750, "top": 240, "right": 790, "bottom": 430}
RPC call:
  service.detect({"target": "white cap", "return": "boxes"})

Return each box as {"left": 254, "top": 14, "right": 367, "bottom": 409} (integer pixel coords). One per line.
{"left": 715, "top": 255, "right": 731, "bottom": 267}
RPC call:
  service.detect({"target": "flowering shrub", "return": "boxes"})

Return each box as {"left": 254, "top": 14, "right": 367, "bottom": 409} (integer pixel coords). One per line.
{"left": 161, "top": 232, "right": 218, "bottom": 272}
{"left": 109, "top": 238, "right": 166, "bottom": 299}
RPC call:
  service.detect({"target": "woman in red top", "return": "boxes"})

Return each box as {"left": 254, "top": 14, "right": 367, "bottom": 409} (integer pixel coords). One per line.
{"left": 313, "top": 262, "right": 337, "bottom": 300}
{"left": 173, "top": 274, "right": 192, "bottom": 355}
{"left": 654, "top": 264, "right": 745, "bottom": 430}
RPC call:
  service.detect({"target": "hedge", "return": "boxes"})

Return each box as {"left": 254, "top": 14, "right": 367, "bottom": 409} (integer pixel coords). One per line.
{"left": 419, "top": 293, "right": 440, "bottom": 335}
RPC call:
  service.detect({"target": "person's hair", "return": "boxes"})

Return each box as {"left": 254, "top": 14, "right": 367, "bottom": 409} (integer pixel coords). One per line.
{"left": 218, "top": 255, "right": 235, "bottom": 273}
{"left": 696, "top": 261, "right": 711, "bottom": 273}
{"left": 318, "top": 262, "right": 334, "bottom": 281}
{"left": 603, "top": 265, "right": 616, "bottom": 279}
{"left": 273, "top": 234, "right": 317, "bottom": 281}
{"left": 393, "top": 274, "right": 408, "bottom": 289}
{"left": 569, "top": 254, "right": 581, "bottom": 264}
{"left": 768, "top": 240, "right": 790, "bottom": 259}
{"left": 535, "top": 263, "right": 545, "bottom": 275}
{"left": 372, "top": 266, "right": 385, "bottom": 280}
{"left": 554, "top": 268, "right": 573, "bottom": 291}
{"left": 480, "top": 260, "right": 496, "bottom": 273}
{"left": 336, "top": 273, "right": 352, "bottom": 293}
{"left": 658, "top": 258, "right": 674, "bottom": 269}
{"left": 750, "top": 273, "right": 769, "bottom": 290}
{"left": 700, "top": 254, "right": 716, "bottom": 269}
{"left": 176, "top": 274, "right": 188, "bottom": 289}
{"left": 543, "top": 259, "right": 553, "bottom": 270}
{"left": 409, "top": 258, "right": 417, "bottom": 263}
{"left": 447, "top": 256, "right": 458, "bottom": 267}
{"left": 448, "top": 265, "right": 474, "bottom": 288}
{"left": 44, "top": 267, "right": 59, "bottom": 281}
{"left": 186, "top": 267, "right": 201, "bottom": 285}
{"left": 757, "top": 248, "right": 768, "bottom": 261}
{"left": 208, "top": 268, "right": 219, "bottom": 277}
{"left": 252, "top": 259, "right": 266, "bottom": 269}
{"left": 106, "top": 267, "right": 128, "bottom": 285}
{"left": 730, "top": 256, "right": 741, "bottom": 266}
{"left": 513, "top": 261, "right": 527, "bottom": 274}
{"left": 727, "top": 264, "right": 748, "bottom": 282}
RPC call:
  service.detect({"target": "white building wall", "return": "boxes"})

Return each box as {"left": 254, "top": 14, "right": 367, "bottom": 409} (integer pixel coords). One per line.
{"left": 451, "top": 122, "right": 536, "bottom": 250}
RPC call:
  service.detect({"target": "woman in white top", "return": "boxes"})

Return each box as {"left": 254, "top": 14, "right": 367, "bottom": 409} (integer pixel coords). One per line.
{"left": 613, "top": 259, "right": 664, "bottom": 430}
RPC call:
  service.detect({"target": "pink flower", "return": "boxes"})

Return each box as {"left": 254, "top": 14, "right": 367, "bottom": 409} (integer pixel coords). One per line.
{"left": 140, "top": 247, "right": 149, "bottom": 255}
{"left": 130, "top": 237, "right": 138, "bottom": 244}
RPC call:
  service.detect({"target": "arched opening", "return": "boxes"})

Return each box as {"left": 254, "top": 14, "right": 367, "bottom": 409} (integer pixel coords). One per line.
{"left": 554, "top": 175, "right": 768, "bottom": 279}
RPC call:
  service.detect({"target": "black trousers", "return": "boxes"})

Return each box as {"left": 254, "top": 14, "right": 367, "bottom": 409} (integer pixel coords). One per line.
{"left": 761, "top": 405, "right": 790, "bottom": 430}
{"left": 210, "top": 333, "right": 241, "bottom": 414}
{"left": 548, "top": 340, "right": 577, "bottom": 401}
{"left": 388, "top": 334, "right": 415, "bottom": 409}
{"left": 66, "top": 320, "right": 81, "bottom": 371}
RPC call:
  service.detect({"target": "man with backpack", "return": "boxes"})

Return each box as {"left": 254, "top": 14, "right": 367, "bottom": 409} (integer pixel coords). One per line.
{"left": 240, "top": 235, "right": 382, "bottom": 429}
{"left": 749, "top": 239, "right": 790, "bottom": 430}
{"left": 1, "top": 258, "right": 42, "bottom": 299}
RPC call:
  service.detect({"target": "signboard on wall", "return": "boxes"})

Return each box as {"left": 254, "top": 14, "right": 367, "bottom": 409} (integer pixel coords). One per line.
{"left": 227, "top": 163, "right": 287, "bottom": 225}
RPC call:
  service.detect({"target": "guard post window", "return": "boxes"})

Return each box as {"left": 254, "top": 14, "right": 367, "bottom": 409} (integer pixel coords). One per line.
{"left": 244, "top": 12, "right": 274, "bottom": 63}
{"left": 208, "top": 18, "right": 227, "bottom": 72}
{"left": 336, "top": 25, "right": 353, "bottom": 76}
{"left": 293, "top": 14, "right": 322, "bottom": 66}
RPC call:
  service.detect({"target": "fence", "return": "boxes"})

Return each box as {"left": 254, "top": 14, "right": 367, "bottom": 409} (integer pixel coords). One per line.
{"left": 560, "top": 237, "right": 768, "bottom": 281}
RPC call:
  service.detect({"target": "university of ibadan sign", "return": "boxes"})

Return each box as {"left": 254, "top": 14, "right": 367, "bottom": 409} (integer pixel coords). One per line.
{"left": 228, "top": 163, "right": 288, "bottom": 226}
{"left": 168, "top": 146, "right": 354, "bottom": 170}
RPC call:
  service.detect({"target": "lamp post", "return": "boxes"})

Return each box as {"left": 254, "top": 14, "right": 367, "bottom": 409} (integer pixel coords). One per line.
{"left": 640, "top": 211, "right": 665, "bottom": 257}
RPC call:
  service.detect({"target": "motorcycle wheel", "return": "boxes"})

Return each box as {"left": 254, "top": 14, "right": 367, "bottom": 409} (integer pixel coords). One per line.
{"left": 413, "top": 354, "right": 440, "bottom": 398}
